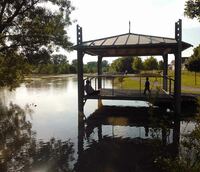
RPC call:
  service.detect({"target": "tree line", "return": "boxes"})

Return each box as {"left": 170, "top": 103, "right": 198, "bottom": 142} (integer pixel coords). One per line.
{"left": 109, "top": 56, "right": 163, "bottom": 73}
{"left": 29, "top": 43, "right": 200, "bottom": 75}
{"left": 46, "top": 56, "right": 162, "bottom": 74}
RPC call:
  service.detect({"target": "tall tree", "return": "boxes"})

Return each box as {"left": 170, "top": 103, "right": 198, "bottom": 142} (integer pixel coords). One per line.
{"left": 158, "top": 60, "right": 164, "bottom": 70}
{"left": 102, "top": 60, "right": 109, "bottom": 72}
{"left": 27, "top": 48, "right": 51, "bottom": 65}
{"left": 0, "top": 0, "right": 74, "bottom": 88}
{"left": 185, "top": 45, "right": 200, "bottom": 85}
{"left": 184, "top": 0, "right": 200, "bottom": 22}
{"left": 132, "top": 56, "right": 143, "bottom": 72}
{"left": 85, "top": 61, "right": 97, "bottom": 73}
{"left": 69, "top": 59, "right": 77, "bottom": 73}
{"left": 110, "top": 57, "right": 134, "bottom": 73}
{"left": 143, "top": 56, "right": 158, "bottom": 70}
{"left": 51, "top": 54, "right": 68, "bottom": 65}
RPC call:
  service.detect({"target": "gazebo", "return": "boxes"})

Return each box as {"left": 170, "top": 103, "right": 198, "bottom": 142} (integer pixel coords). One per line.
{"left": 73, "top": 19, "right": 192, "bottom": 117}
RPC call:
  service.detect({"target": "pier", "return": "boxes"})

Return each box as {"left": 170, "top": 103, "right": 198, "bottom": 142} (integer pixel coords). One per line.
{"left": 73, "top": 19, "right": 192, "bottom": 116}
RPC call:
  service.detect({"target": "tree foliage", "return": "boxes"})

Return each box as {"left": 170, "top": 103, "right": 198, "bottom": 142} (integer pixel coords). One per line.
{"left": 0, "top": 51, "right": 29, "bottom": 89}
{"left": 0, "top": 0, "right": 74, "bottom": 88}
{"left": 110, "top": 57, "right": 134, "bottom": 73}
{"left": 158, "top": 60, "right": 164, "bottom": 70}
{"left": 26, "top": 48, "right": 51, "bottom": 65}
{"left": 85, "top": 61, "right": 97, "bottom": 73}
{"left": 143, "top": 56, "right": 158, "bottom": 70}
{"left": 69, "top": 59, "right": 77, "bottom": 73}
{"left": 83, "top": 60, "right": 109, "bottom": 73}
{"left": 184, "top": 0, "right": 200, "bottom": 22}
{"left": 185, "top": 45, "right": 200, "bottom": 72}
{"left": 30, "top": 53, "right": 71, "bottom": 74}
{"left": 102, "top": 60, "right": 110, "bottom": 72}
{"left": 132, "top": 56, "right": 143, "bottom": 71}
{"left": 0, "top": 0, "right": 74, "bottom": 53}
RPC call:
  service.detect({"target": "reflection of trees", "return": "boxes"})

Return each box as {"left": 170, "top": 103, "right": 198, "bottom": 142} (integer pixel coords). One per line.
{"left": 25, "top": 76, "right": 71, "bottom": 90}
{"left": 160, "top": 116, "right": 200, "bottom": 170}
{"left": 0, "top": 102, "right": 74, "bottom": 172}
{"left": 24, "top": 138, "right": 74, "bottom": 172}
{"left": 0, "top": 102, "right": 33, "bottom": 171}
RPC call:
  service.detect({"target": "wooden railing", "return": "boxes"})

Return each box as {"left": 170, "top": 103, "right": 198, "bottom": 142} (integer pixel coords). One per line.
{"left": 84, "top": 74, "right": 175, "bottom": 96}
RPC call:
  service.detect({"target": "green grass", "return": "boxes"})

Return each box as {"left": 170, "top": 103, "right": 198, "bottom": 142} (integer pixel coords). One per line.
{"left": 181, "top": 70, "right": 200, "bottom": 88}
{"left": 115, "top": 76, "right": 162, "bottom": 91}
{"left": 114, "top": 70, "right": 200, "bottom": 94}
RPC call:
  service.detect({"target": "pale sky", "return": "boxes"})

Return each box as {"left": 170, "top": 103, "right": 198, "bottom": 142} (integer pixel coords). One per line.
{"left": 65, "top": 0, "right": 200, "bottom": 63}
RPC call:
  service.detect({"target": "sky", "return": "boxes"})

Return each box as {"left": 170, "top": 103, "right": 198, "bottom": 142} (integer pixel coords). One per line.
{"left": 65, "top": 0, "right": 200, "bottom": 64}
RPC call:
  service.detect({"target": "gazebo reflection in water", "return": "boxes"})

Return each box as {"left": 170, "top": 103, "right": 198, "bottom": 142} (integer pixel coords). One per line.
{"left": 75, "top": 103, "right": 182, "bottom": 172}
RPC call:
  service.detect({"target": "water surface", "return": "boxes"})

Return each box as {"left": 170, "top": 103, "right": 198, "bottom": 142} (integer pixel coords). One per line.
{"left": 0, "top": 75, "right": 197, "bottom": 172}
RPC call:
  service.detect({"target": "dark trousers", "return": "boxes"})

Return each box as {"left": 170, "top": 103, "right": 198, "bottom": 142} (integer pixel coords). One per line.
{"left": 144, "top": 87, "right": 151, "bottom": 95}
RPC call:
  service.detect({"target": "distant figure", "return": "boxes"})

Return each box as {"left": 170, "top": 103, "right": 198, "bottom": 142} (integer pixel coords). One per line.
{"left": 84, "top": 80, "right": 100, "bottom": 96}
{"left": 144, "top": 77, "right": 151, "bottom": 95}
{"left": 153, "top": 77, "right": 159, "bottom": 90}
{"left": 124, "top": 70, "right": 128, "bottom": 75}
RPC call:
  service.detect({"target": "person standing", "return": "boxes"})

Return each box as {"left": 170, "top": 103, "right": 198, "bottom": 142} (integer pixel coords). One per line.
{"left": 144, "top": 77, "right": 151, "bottom": 95}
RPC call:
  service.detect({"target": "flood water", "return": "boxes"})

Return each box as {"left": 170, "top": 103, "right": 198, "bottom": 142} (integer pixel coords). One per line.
{"left": 0, "top": 75, "right": 198, "bottom": 172}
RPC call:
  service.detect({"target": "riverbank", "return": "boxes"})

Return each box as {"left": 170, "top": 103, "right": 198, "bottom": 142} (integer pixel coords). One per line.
{"left": 24, "top": 74, "right": 76, "bottom": 81}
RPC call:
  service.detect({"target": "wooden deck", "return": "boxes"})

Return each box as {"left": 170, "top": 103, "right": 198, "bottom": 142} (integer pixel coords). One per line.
{"left": 85, "top": 88, "right": 173, "bottom": 102}
{"left": 84, "top": 89, "right": 199, "bottom": 108}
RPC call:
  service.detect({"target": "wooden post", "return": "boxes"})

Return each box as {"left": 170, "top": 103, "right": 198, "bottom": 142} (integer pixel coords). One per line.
{"left": 77, "top": 25, "right": 84, "bottom": 117}
{"left": 172, "top": 120, "right": 180, "bottom": 157}
{"left": 98, "top": 125, "right": 102, "bottom": 141}
{"left": 77, "top": 117, "right": 84, "bottom": 171}
{"left": 140, "top": 76, "right": 141, "bottom": 94}
{"left": 169, "top": 79, "right": 172, "bottom": 95}
{"left": 97, "top": 56, "right": 102, "bottom": 89}
{"left": 174, "top": 19, "right": 182, "bottom": 115}
{"left": 162, "top": 128, "right": 167, "bottom": 145}
{"left": 163, "top": 54, "right": 168, "bottom": 91}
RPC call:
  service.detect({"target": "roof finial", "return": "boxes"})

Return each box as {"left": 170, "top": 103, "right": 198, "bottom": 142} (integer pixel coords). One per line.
{"left": 129, "top": 21, "right": 131, "bottom": 33}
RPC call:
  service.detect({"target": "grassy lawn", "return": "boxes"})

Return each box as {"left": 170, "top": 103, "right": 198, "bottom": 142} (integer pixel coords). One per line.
{"left": 114, "top": 70, "right": 200, "bottom": 94}
{"left": 181, "top": 71, "right": 200, "bottom": 88}
{"left": 168, "top": 70, "right": 200, "bottom": 87}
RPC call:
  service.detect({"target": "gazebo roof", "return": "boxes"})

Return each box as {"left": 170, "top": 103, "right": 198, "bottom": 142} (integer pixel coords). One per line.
{"left": 73, "top": 32, "right": 192, "bottom": 57}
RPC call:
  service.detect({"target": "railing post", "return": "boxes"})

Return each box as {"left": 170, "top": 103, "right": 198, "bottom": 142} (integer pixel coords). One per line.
{"left": 112, "top": 77, "right": 114, "bottom": 95}
{"left": 95, "top": 77, "right": 97, "bottom": 90}
{"left": 163, "top": 54, "right": 168, "bottom": 91}
{"left": 103, "top": 77, "right": 105, "bottom": 88}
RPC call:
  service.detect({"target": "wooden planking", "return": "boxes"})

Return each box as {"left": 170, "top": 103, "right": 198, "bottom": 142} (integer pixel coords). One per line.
{"left": 85, "top": 89, "right": 173, "bottom": 101}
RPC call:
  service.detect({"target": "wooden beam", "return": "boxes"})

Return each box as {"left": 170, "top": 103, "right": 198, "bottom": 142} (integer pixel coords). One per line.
{"left": 174, "top": 19, "right": 182, "bottom": 115}
{"left": 77, "top": 25, "right": 84, "bottom": 116}
{"left": 172, "top": 120, "right": 180, "bottom": 156}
